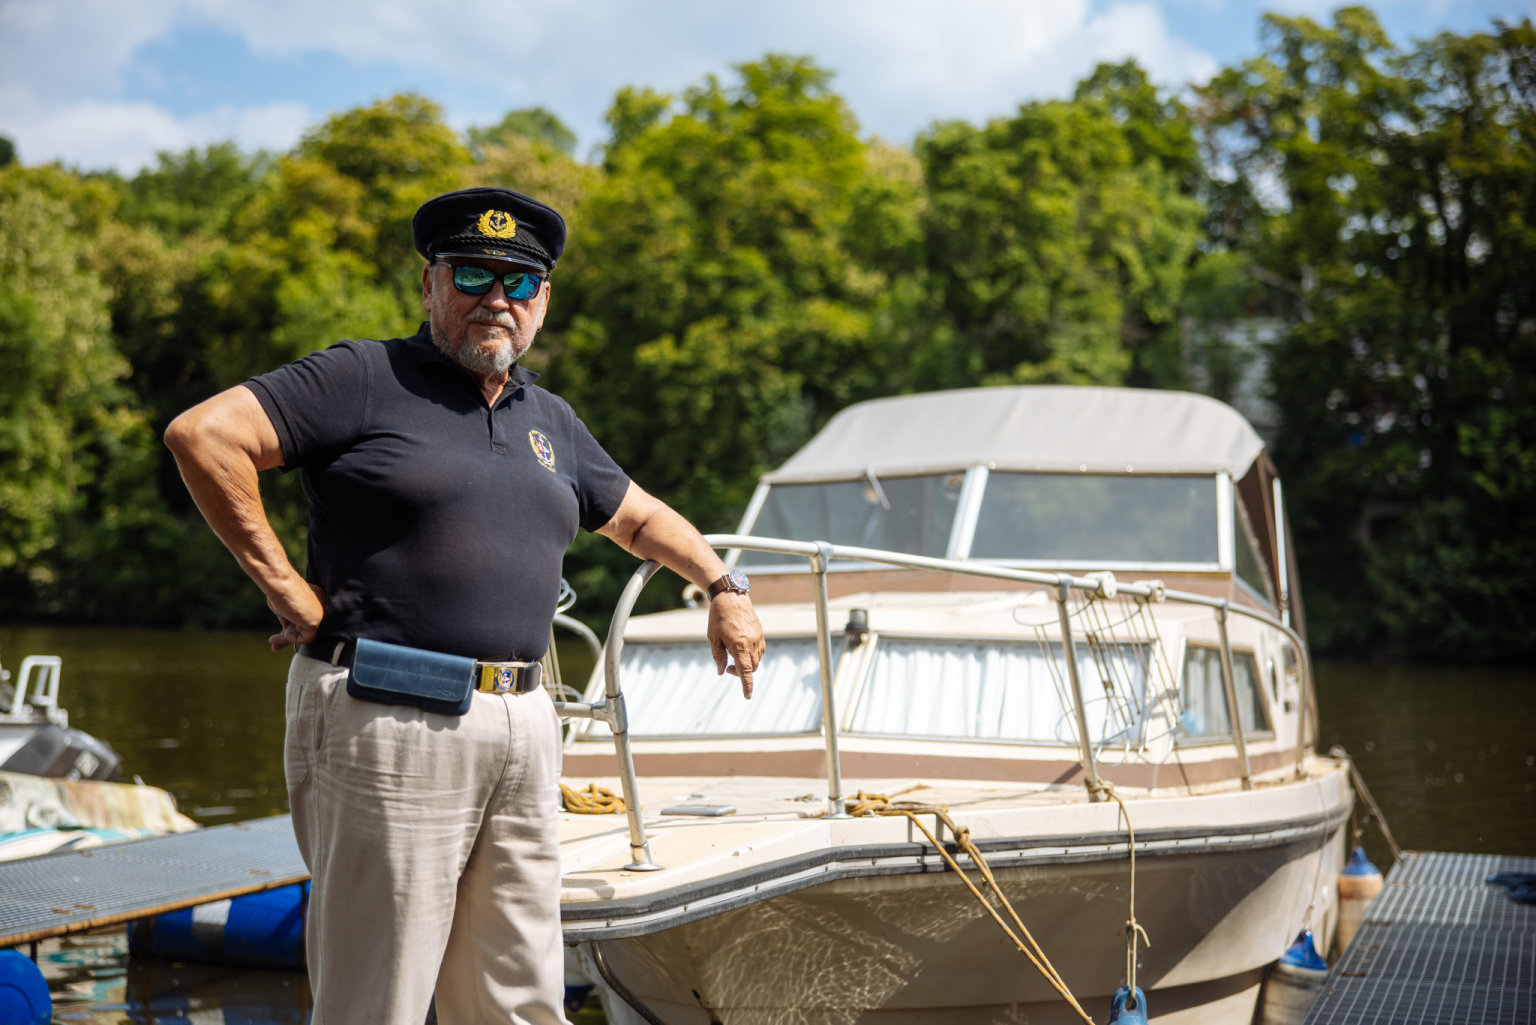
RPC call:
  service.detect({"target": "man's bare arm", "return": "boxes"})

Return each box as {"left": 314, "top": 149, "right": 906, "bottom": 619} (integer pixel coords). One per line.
{"left": 597, "top": 481, "right": 766, "bottom": 698}
{"left": 163, "top": 386, "right": 325, "bottom": 651}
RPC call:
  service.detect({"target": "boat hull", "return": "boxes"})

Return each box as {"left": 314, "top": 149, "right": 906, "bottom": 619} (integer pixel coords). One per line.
{"left": 571, "top": 789, "right": 1348, "bottom": 1024}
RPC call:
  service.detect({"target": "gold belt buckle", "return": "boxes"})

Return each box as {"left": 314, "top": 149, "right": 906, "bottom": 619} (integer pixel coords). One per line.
{"left": 480, "top": 664, "right": 518, "bottom": 694}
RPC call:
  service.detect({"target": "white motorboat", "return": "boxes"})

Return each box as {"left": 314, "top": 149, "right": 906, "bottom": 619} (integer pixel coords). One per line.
{"left": 0, "top": 649, "right": 196, "bottom": 860}
{"left": 555, "top": 386, "right": 1352, "bottom": 1025}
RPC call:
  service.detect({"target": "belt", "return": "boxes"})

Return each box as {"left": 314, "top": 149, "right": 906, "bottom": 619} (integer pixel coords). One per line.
{"left": 298, "top": 638, "right": 543, "bottom": 695}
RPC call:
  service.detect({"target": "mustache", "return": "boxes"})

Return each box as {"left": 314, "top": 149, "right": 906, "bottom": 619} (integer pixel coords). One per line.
{"left": 467, "top": 312, "right": 517, "bottom": 328}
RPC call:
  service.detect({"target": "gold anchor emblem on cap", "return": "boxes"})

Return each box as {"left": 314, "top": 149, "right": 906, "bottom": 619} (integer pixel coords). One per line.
{"left": 476, "top": 209, "right": 517, "bottom": 239}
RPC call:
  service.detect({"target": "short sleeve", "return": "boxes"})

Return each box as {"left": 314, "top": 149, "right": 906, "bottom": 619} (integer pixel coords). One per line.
{"left": 244, "top": 342, "right": 370, "bottom": 468}
{"left": 570, "top": 414, "right": 630, "bottom": 532}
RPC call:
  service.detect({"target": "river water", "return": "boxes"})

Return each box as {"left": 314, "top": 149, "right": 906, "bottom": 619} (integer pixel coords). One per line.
{"left": 3, "top": 623, "right": 1533, "bottom": 1023}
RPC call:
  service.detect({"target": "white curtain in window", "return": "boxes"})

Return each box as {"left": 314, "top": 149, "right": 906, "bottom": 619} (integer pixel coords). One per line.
{"left": 850, "top": 639, "right": 1148, "bottom": 744}
{"left": 618, "top": 639, "right": 824, "bottom": 736}
{"left": 1178, "top": 647, "right": 1268, "bottom": 738}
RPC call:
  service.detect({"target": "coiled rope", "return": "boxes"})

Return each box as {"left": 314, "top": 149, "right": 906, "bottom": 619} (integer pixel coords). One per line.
{"left": 844, "top": 790, "right": 1097, "bottom": 1024}
{"left": 560, "top": 782, "right": 625, "bottom": 814}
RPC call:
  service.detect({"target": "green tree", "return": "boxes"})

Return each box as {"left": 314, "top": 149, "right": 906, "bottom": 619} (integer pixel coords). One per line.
{"left": 915, "top": 74, "right": 1204, "bottom": 389}
{"left": 548, "top": 57, "right": 925, "bottom": 613}
{"left": 113, "top": 143, "right": 266, "bottom": 238}
{"left": 468, "top": 107, "right": 577, "bottom": 158}
{"left": 0, "top": 168, "right": 165, "bottom": 616}
{"left": 1198, "top": 10, "right": 1536, "bottom": 658}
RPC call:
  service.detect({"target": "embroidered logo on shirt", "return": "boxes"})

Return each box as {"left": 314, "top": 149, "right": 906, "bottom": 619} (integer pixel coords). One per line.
{"left": 529, "top": 430, "right": 556, "bottom": 472}
{"left": 477, "top": 209, "right": 517, "bottom": 239}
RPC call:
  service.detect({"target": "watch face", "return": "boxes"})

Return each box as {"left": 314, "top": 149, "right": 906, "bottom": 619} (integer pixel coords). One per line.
{"left": 726, "top": 569, "right": 751, "bottom": 592}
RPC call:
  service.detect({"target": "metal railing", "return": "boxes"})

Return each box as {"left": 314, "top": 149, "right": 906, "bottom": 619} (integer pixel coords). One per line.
{"left": 1, "top": 656, "right": 65, "bottom": 726}
{"left": 553, "top": 535, "right": 1318, "bottom": 871}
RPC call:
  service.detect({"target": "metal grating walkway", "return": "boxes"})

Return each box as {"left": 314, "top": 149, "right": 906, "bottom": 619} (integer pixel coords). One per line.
{"left": 0, "top": 814, "right": 307, "bottom": 948}
{"left": 1305, "top": 850, "right": 1536, "bottom": 1025}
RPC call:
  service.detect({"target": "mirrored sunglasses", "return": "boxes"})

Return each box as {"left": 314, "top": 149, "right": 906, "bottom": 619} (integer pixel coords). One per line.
{"left": 437, "top": 262, "right": 544, "bottom": 300}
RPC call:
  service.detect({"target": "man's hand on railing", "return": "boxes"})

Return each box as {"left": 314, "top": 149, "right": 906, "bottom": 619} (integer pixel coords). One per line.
{"left": 709, "top": 592, "right": 765, "bottom": 699}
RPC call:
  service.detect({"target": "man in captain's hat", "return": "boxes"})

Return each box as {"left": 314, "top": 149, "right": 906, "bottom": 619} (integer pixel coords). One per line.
{"left": 165, "top": 186, "right": 766, "bottom": 1025}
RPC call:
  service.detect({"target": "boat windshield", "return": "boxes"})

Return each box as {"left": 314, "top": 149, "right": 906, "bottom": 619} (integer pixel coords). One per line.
{"left": 849, "top": 637, "right": 1151, "bottom": 745}
{"left": 970, "top": 473, "right": 1217, "bottom": 564}
{"left": 613, "top": 638, "right": 826, "bottom": 736}
{"left": 739, "top": 473, "right": 964, "bottom": 567}
{"left": 740, "top": 471, "right": 1218, "bottom": 567}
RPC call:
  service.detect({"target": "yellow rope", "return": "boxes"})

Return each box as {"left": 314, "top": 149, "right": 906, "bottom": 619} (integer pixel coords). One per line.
{"left": 1088, "top": 780, "right": 1150, "bottom": 998}
{"left": 845, "top": 790, "right": 1097, "bottom": 1024}
{"left": 561, "top": 782, "right": 625, "bottom": 814}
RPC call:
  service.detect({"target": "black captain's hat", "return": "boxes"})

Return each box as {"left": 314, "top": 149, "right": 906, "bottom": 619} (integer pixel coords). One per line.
{"left": 412, "top": 186, "right": 566, "bottom": 271}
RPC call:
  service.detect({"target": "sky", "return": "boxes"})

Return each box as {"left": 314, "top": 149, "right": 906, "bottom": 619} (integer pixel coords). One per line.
{"left": 0, "top": 0, "right": 1529, "bottom": 175}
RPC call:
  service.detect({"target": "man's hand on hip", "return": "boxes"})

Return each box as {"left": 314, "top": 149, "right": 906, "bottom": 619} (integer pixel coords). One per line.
{"left": 268, "top": 579, "right": 327, "bottom": 652}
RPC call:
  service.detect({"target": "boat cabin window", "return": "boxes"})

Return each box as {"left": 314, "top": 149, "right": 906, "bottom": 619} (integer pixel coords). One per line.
{"left": 849, "top": 637, "right": 1151, "bottom": 745}
{"left": 1176, "top": 645, "right": 1271, "bottom": 740}
{"left": 614, "top": 639, "right": 824, "bottom": 736}
{"left": 739, "top": 473, "right": 962, "bottom": 568}
{"left": 969, "top": 474, "right": 1218, "bottom": 565}
{"left": 1233, "top": 499, "right": 1278, "bottom": 607}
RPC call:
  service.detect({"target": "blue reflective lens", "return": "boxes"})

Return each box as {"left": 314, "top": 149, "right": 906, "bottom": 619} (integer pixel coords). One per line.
{"left": 444, "top": 264, "right": 543, "bottom": 300}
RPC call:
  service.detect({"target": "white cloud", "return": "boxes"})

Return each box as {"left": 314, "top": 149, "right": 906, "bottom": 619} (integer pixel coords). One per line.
{"left": 1083, "top": 2, "right": 1222, "bottom": 88}
{"left": 8, "top": 0, "right": 1505, "bottom": 174}
{"left": 0, "top": 0, "right": 189, "bottom": 97}
{"left": 1, "top": 96, "right": 311, "bottom": 174}
{"left": 0, "top": 0, "right": 1224, "bottom": 172}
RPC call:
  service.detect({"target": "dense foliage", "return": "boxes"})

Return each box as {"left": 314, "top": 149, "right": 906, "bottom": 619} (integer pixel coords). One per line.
{"left": 0, "top": 9, "right": 1530, "bottom": 660}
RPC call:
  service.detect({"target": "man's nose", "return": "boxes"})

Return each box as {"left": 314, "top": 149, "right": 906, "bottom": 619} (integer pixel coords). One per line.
{"left": 481, "top": 280, "right": 513, "bottom": 306}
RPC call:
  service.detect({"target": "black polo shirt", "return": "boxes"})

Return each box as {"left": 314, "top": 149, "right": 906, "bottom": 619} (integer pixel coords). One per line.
{"left": 245, "top": 324, "right": 630, "bottom": 661}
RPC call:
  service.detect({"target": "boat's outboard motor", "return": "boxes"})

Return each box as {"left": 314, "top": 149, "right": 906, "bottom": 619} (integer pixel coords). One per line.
{"left": 0, "top": 724, "right": 122, "bottom": 780}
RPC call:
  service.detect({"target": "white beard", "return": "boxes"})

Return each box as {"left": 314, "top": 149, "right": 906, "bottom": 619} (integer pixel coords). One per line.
{"left": 453, "top": 334, "right": 516, "bottom": 376}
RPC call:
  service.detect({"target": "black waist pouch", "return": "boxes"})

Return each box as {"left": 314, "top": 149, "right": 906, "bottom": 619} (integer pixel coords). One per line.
{"left": 347, "top": 638, "right": 476, "bottom": 716}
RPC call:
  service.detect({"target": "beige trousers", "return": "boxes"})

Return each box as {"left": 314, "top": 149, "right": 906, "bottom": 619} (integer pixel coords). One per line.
{"left": 284, "top": 652, "right": 569, "bottom": 1025}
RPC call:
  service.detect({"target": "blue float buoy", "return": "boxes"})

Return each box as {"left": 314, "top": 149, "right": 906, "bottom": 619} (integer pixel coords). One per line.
{"left": 0, "top": 949, "right": 51, "bottom": 1025}
{"left": 1107, "top": 984, "right": 1149, "bottom": 1024}
{"left": 1260, "top": 928, "right": 1329, "bottom": 1024}
{"left": 128, "top": 882, "right": 309, "bottom": 969}
{"left": 1337, "top": 846, "right": 1383, "bottom": 952}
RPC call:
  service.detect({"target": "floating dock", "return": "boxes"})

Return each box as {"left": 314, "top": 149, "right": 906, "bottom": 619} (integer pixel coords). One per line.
{"left": 1305, "top": 849, "right": 1535, "bottom": 1025}
{"left": 0, "top": 814, "right": 306, "bottom": 948}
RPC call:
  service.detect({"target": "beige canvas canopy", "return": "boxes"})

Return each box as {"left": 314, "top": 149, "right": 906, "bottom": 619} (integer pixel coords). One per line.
{"left": 763, "top": 386, "right": 1267, "bottom": 483}
{"left": 756, "top": 385, "right": 1304, "bottom": 638}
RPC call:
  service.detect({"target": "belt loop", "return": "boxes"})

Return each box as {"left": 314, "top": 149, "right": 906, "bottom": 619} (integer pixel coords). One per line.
{"left": 330, "top": 641, "right": 344, "bottom": 667}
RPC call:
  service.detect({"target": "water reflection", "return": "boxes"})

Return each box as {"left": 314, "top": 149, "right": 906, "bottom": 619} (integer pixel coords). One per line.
{"left": 41, "top": 931, "right": 310, "bottom": 1024}
{"left": 1315, "top": 660, "right": 1536, "bottom": 868}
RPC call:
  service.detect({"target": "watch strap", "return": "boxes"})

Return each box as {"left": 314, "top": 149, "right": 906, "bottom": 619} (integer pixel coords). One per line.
{"left": 707, "top": 573, "right": 747, "bottom": 598}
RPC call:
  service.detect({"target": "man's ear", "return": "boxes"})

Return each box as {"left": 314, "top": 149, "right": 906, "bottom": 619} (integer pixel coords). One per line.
{"left": 534, "top": 279, "right": 551, "bottom": 331}
{"left": 420, "top": 263, "right": 434, "bottom": 311}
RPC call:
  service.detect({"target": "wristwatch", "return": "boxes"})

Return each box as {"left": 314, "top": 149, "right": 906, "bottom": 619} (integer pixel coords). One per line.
{"left": 706, "top": 569, "right": 751, "bottom": 599}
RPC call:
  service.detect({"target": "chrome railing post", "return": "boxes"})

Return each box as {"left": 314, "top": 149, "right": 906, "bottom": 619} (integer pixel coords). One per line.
{"left": 1215, "top": 602, "right": 1254, "bottom": 790}
{"left": 604, "top": 561, "right": 663, "bottom": 870}
{"left": 1295, "top": 644, "right": 1319, "bottom": 777}
{"left": 1055, "top": 576, "right": 1104, "bottom": 799}
{"left": 811, "top": 542, "right": 848, "bottom": 818}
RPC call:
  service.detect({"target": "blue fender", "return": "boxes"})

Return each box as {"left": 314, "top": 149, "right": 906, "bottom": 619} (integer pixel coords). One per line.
{"left": 0, "top": 949, "right": 51, "bottom": 1025}
{"left": 1107, "top": 984, "right": 1149, "bottom": 1024}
